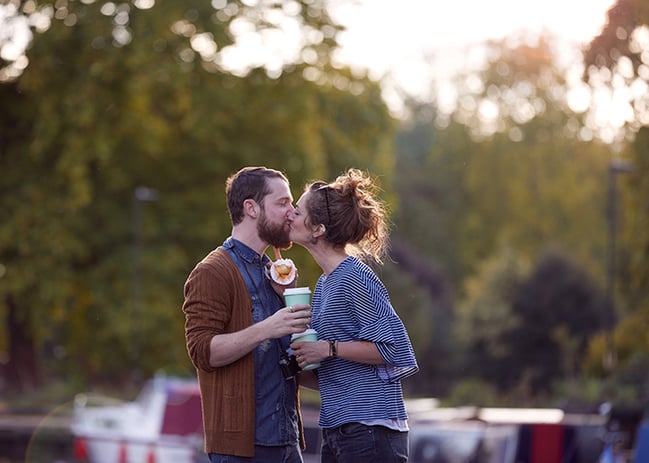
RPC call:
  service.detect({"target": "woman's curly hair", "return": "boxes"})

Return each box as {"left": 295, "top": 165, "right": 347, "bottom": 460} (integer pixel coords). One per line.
{"left": 305, "top": 168, "right": 390, "bottom": 264}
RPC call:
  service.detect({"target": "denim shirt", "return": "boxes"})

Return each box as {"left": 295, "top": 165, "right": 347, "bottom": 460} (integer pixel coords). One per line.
{"left": 223, "top": 238, "right": 299, "bottom": 447}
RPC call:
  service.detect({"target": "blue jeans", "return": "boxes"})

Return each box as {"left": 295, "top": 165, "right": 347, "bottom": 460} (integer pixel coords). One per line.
{"left": 208, "top": 444, "right": 303, "bottom": 463}
{"left": 321, "top": 423, "right": 408, "bottom": 463}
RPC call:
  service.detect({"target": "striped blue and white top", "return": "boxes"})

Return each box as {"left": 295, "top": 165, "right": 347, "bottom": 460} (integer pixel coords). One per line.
{"left": 311, "top": 256, "right": 419, "bottom": 429}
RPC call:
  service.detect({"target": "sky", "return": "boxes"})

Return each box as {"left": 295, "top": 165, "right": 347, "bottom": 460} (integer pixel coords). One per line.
{"left": 326, "top": 0, "right": 618, "bottom": 115}
{"left": 1, "top": 0, "right": 621, "bottom": 120}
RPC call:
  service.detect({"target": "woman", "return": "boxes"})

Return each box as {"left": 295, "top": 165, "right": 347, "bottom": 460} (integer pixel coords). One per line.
{"left": 289, "top": 168, "right": 418, "bottom": 463}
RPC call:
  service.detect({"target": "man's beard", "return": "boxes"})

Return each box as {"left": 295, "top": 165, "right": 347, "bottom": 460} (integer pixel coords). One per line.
{"left": 258, "top": 208, "right": 292, "bottom": 250}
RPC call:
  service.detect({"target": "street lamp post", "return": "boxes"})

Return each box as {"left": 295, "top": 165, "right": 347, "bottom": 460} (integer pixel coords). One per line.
{"left": 132, "top": 186, "right": 159, "bottom": 383}
{"left": 604, "top": 159, "right": 633, "bottom": 372}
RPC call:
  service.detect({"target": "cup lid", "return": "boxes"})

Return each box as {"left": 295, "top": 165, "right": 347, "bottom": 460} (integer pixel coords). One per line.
{"left": 291, "top": 328, "right": 317, "bottom": 340}
{"left": 284, "top": 287, "right": 311, "bottom": 295}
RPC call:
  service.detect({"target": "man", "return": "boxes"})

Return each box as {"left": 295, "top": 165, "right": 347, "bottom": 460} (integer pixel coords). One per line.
{"left": 183, "top": 167, "right": 312, "bottom": 463}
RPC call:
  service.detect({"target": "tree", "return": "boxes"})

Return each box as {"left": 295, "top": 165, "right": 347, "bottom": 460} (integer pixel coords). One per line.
{"left": 582, "top": 1, "right": 649, "bottom": 392}
{"left": 503, "top": 250, "right": 607, "bottom": 395}
{"left": 0, "top": 0, "right": 343, "bottom": 82}
{"left": 585, "top": 127, "right": 649, "bottom": 392}
{"left": 583, "top": 0, "right": 649, "bottom": 136}
{"left": 618, "top": 128, "right": 649, "bottom": 316}
{"left": 390, "top": 34, "right": 617, "bottom": 401}
{"left": 384, "top": 239, "right": 455, "bottom": 396}
{"left": 455, "top": 245, "right": 528, "bottom": 392}
{"left": 394, "top": 111, "right": 475, "bottom": 288}
{"left": 585, "top": 0, "right": 649, "bottom": 312}
{"left": 393, "top": 35, "right": 613, "bottom": 293}
{"left": 0, "top": 0, "right": 396, "bottom": 392}
{"left": 585, "top": 0, "right": 649, "bottom": 77}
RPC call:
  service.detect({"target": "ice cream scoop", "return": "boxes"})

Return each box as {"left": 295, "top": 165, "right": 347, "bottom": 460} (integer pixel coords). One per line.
{"left": 269, "top": 258, "right": 297, "bottom": 285}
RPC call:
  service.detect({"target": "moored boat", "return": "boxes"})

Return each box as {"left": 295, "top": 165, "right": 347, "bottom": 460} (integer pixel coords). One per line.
{"left": 71, "top": 374, "right": 207, "bottom": 463}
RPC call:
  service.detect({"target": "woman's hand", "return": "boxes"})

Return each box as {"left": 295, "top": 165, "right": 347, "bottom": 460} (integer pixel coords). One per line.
{"left": 291, "top": 339, "right": 329, "bottom": 369}
{"left": 291, "top": 340, "right": 386, "bottom": 367}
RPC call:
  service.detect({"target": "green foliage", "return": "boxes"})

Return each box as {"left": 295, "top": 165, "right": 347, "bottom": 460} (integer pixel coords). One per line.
{"left": 503, "top": 250, "right": 607, "bottom": 394}
{"left": 580, "top": 2, "right": 649, "bottom": 400}
{"left": 391, "top": 35, "right": 620, "bottom": 402}
{"left": 444, "top": 378, "right": 498, "bottom": 407}
{"left": 618, "top": 127, "right": 649, "bottom": 315}
{"left": 454, "top": 247, "right": 608, "bottom": 399}
{"left": 614, "top": 310, "right": 649, "bottom": 366}
{"left": 394, "top": 116, "right": 475, "bottom": 287}
{"left": 0, "top": 0, "right": 395, "bottom": 391}
{"left": 455, "top": 245, "right": 528, "bottom": 386}
{"left": 2, "top": 0, "right": 647, "bottom": 407}
{"left": 381, "top": 255, "right": 454, "bottom": 396}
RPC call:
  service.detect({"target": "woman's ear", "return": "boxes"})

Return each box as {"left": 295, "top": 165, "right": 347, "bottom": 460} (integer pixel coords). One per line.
{"left": 313, "top": 224, "right": 326, "bottom": 238}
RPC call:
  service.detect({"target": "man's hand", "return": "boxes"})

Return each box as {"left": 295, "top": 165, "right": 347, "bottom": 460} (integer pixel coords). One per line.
{"left": 262, "top": 303, "right": 312, "bottom": 339}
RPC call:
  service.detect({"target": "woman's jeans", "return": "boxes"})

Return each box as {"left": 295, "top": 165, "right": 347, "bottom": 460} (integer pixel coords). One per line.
{"left": 321, "top": 422, "right": 408, "bottom": 463}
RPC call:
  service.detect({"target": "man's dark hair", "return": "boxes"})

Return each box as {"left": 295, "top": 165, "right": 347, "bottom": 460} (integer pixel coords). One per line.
{"left": 225, "top": 167, "right": 288, "bottom": 225}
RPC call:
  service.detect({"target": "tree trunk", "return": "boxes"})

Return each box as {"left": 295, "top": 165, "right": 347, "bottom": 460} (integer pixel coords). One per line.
{"left": 2, "top": 295, "right": 42, "bottom": 393}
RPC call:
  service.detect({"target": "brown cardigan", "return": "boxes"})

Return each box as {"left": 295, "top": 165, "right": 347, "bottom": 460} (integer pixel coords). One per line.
{"left": 183, "top": 247, "right": 304, "bottom": 457}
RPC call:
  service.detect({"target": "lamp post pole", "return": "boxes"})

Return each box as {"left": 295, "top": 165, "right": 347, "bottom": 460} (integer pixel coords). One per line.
{"left": 132, "top": 186, "right": 159, "bottom": 383}
{"left": 604, "top": 159, "right": 633, "bottom": 372}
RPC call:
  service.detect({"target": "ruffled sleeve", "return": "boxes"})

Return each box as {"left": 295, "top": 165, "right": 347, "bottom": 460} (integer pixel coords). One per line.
{"left": 350, "top": 265, "right": 419, "bottom": 383}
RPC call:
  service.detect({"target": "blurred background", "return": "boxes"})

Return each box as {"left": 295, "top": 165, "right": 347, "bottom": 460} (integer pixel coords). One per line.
{"left": 0, "top": 0, "right": 648, "bottom": 459}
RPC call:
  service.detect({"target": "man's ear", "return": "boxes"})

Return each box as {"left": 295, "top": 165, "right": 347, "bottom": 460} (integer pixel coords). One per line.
{"left": 244, "top": 199, "right": 258, "bottom": 218}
